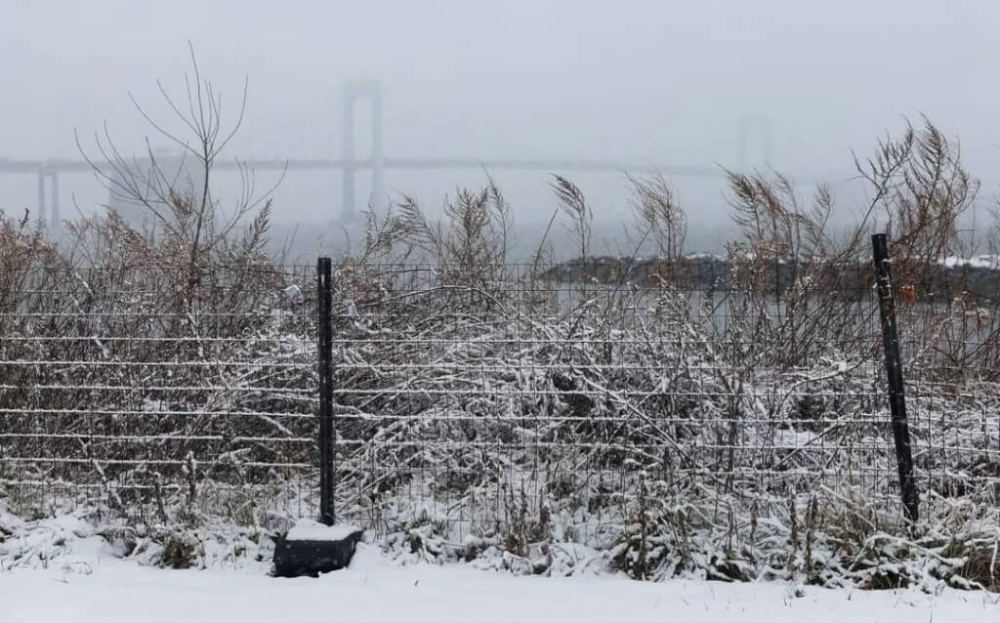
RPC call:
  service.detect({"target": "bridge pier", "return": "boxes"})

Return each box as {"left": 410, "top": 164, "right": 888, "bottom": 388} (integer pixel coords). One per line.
{"left": 341, "top": 92, "right": 355, "bottom": 223}
{"left": 35, "top": 168, "right": 61, "bottom": 232}
{"left": 371, "top": 87, "right": 384, "bottom": 216}
{"left": 340, "top": 81, "right": 385, "bottom": 222}
{"left": 36, "top": 168, "right": 47, "bottom": 227}
{"left": 49, "top": 170, "right": 60, "bottom": 232}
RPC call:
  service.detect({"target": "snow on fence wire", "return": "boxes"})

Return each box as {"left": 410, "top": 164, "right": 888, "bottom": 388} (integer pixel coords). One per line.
{"left": 0, "top": 261, "right": 321, "bottom": 523}
{"left": 1, "top": 258, "right": 999, "bottom": 542}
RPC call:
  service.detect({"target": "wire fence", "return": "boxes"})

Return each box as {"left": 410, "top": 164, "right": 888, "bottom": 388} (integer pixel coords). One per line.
{"left": 1, "top": 254, "right": 999, "bottom": 543}
{"left": 0, "top": 262, "right": 319, "bottom": 524}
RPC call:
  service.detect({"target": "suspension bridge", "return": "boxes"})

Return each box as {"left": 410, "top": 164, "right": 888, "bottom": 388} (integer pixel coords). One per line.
{"left": 1, "top": 82, "right": 821, "bottom": 231}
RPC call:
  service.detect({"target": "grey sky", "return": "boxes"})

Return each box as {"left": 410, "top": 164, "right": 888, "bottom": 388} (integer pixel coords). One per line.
{"left": 3, "top": 0, "right": 1000, "bottom": 249}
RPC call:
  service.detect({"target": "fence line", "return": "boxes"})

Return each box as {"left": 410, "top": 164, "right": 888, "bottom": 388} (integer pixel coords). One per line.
{"left": 0, "top": 254, "right": 998, "bottom": 544}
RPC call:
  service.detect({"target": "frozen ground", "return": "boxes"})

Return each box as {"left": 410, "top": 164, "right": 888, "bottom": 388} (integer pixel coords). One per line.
{"left": 3, "top": 543, "right": 999, "bottom": 623}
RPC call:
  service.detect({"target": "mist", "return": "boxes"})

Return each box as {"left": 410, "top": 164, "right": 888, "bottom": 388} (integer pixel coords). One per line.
{"left": 4, "top": 0, "right": 1000, "bottom": 259}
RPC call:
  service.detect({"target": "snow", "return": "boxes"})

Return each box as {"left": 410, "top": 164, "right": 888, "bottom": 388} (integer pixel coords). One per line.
{"left": 0, "top": 502, "right": 21, "bottom": 532}
{"left": 284, "top": 519, "right": 361, "bottom": 542}
{"left": 940, "top": 255, "right": 1000, "bottom": 270}
{"left": 0, "top": 513, "right": 122, "bottom": 572}
{"left": 3, "top": 545, "right": 998, "bottom": 623}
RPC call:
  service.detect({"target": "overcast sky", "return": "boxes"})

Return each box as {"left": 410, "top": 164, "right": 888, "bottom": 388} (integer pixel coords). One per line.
{"left": 3, "top": 0, "right": 1000, "bottom": 248}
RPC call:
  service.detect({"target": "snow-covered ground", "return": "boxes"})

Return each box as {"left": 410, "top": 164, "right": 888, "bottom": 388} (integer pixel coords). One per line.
{"left": 3, "top": 543, "right": 999, "bottom": 623}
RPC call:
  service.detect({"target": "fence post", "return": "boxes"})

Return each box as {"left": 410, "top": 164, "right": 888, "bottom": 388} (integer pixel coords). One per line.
{"left": 317, "top": 257, "right": 336, "bottom": 526}
{"left": 871, "top": 234, "right": 920, "bottom": 523}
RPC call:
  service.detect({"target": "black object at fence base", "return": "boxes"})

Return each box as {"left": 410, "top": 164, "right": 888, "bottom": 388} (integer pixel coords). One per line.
{"left": 271, "top": 530, "right": 365, "bottom": 578}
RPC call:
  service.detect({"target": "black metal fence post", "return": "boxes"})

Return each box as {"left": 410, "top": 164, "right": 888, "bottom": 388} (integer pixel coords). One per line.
{"left": 871, "top": 234, "right": 920, "bottom": 523}
{"left": 317, "top": 257, "right": 336, "bottom": 525}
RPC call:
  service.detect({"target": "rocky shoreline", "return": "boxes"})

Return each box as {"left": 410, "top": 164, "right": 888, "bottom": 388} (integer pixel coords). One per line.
{"left": 542, "top": 254, "right": 1000, "bottom": 303}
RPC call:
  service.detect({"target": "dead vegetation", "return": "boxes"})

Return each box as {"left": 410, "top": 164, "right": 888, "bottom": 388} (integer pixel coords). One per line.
{"left": 0, "top": 80, "right": 998, "bottom": 592}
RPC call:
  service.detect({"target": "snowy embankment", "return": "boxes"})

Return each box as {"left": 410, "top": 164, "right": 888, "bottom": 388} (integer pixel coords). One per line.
{"left": 4, "top": 543, "right": 999, "bottom": 623}
{"left": 2, "top": 507, "right": 999, "bottom": 623}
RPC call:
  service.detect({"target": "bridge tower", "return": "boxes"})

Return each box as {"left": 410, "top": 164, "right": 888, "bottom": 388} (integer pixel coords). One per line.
{"left": 35, "top": 167, "right": 61, "bottom": 233}
{"left": 37, "top": 168, "right": 46, "bottom": 227}
{"left": 49, "top": 170, "right": 60, "bottom": 232}
{"left": 340, "top": 80, "right": 384, "bottom": 223}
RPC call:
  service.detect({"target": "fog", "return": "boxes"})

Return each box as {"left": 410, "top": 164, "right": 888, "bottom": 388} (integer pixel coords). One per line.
{"left": 3, "top": 0, "right": 1000, "bottom": 258}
